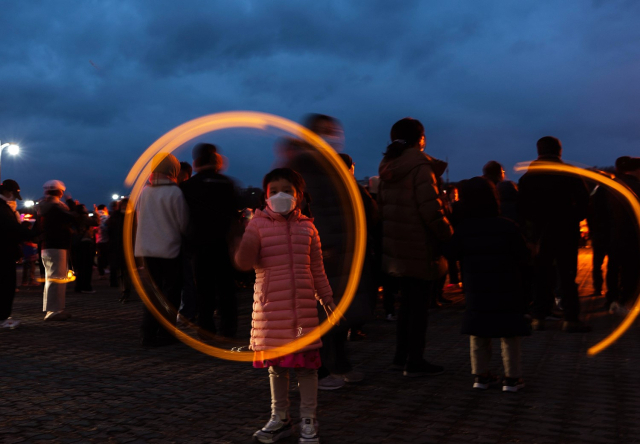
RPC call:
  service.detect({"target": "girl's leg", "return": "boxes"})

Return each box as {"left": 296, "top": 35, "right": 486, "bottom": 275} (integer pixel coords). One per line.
{"left": 268, "top": 366, "right": 290, "bottom": 418}
{"left": 469, "top": 336, "right": 492, "bottom": 375}
{"left": 296, "top": 368, "right": 318, "bottom": 419}
{"left": 500, "top": 337, "right": 522, "bottom": 378}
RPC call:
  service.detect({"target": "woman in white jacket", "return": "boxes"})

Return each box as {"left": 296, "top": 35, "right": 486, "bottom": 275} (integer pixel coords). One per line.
{"left": 135, "top": 153, "right": 189, "bottom": 347}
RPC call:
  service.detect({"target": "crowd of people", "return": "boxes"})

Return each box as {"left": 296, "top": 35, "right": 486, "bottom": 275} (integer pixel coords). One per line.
{"left": 1, "top": 114, "right": 639, "bottom": 444}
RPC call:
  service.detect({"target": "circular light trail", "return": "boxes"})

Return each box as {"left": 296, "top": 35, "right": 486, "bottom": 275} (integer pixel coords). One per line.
{"left": 123, "top": 111, "right": 367, "bottom": 362}
{"left": 514, "top": 161, "right": 640, "bottom": 356}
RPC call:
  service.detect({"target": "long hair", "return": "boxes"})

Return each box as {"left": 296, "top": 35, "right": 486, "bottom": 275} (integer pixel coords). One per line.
{"left": 459, "top": 176, "right": 500, "bottom": 218}
{"left": 383, "top": 117, "right": 425, "bottom": 160}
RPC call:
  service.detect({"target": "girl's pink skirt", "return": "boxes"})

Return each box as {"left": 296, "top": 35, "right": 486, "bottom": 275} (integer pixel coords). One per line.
{"left": 253, "top": 349, "right": 321, "bottom": 369}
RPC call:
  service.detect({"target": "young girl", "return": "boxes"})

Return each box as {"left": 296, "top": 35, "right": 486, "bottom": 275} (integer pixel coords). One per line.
{"left": 446, "top": 176, "right": 531, "bottom": 392}
{"left": 235, "top": 168, "right": 337, "bottom": 444}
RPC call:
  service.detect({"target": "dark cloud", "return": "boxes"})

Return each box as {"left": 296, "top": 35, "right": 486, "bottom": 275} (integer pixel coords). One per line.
{"left": 0, "top": 0, "right": 639, "bottom": 205}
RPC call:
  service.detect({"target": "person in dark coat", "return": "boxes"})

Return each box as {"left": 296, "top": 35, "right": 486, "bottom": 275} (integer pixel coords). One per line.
{"left": 338, "top": 153, "right": 379, "bottom": 341}
{"left": 518, "top": 136, "right": 590, "bottom": 332}
{"left": 378, "top": 117, "right": 453, "bottom": 377}
{"left": 180, "top": 143, "right": 240, "bottom": 338}
{"left": 282, "top": 114, "right": 363, "bottom": 389}
{"left": 606, "top": 157, "right": 640, "bottom": 315}
{"left": 0, "top": 179, "right": 32, "bottom": 329}
{"left": 446, "top": 176, "right": 531, "bottom": 392}
{"left": 71, "top": 203, "right": 98, "bottom": 294}
{"left": 483, "top": 160, "right": 520, "bottom": 223}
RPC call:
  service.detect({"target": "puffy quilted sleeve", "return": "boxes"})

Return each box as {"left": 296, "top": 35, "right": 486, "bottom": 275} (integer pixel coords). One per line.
{"left": 309, "top": 224, "right": 333, "bottom": 306}
{"left": 414, "top": 164, "right": 453, "bottom": 242}
{"left": 234, "top": 219, "right": 261, "bottom": 271}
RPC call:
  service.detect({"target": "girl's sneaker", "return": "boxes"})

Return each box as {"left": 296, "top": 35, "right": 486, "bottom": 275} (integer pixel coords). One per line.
{"left": 473, "top": 373, "right": 500, "bottom": 390}
{"left": 502, "top": 378, "right": 525, "bottom": 392}
{"left": 253, "top": 414, "right": 292, "bottom": 443}
{"left": 299, "top": 418, "right": 319, "bottom": 444}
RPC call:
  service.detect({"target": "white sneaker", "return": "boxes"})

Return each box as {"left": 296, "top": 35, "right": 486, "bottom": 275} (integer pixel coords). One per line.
{"left": 253, "top": 413, "right": 292, "bottom": 443}
{"left": 386, "top": 314, "right": 397, "bottom": 322}
{"left": 317, "top": 374, "right": 345, "bottom": 391}
{"left": 299, "top": 418, "right": 319, "bottom": 444}
{"left": 44, "top": 311, "right": 71, "bottom": 321}
{"left": 610, "top": 302, "right": 630, "bottom": 316}
{"left": 0, "top": 318, "right": 21, "bottom": 330}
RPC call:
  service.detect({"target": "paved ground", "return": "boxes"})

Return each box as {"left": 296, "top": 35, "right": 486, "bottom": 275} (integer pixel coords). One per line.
{"left": 2, "top": 250, "right": 640, "bottom": 444}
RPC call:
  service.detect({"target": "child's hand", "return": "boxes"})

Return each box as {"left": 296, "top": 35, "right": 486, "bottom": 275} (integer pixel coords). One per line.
{"left": 323, "top": 302, "right": 345, "bottom": 326}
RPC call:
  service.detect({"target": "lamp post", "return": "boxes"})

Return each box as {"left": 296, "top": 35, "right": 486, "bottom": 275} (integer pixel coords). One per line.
{"left": 0, "top": 141, "right": 20, "bottom": 182}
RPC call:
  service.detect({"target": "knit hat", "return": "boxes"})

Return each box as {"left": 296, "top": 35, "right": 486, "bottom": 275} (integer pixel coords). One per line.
{"left": 150, "top": 153, "right": 180, "bottom": 179}
{"left": 0, "top": 179, "right": 22, "bottom": 200}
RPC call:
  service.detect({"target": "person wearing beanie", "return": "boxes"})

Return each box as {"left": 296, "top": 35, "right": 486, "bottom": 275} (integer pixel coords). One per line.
{"left": 0, "top": 179, "right": 33, "bottom": 329}
{"left": 135, "top": 153, "right": 189, "bottom": 346}
{"left": 38, "top": 180, "right": 77, "bottom": 321}
{"left": 180, "top": 143, "right": 240, "bottom": 337}
{"left": 518, "top": 136, "right": 590, "bottom": 332}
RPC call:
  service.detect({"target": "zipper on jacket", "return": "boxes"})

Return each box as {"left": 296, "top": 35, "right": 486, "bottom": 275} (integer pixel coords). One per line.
{"left": 286, "top": 219, "right": 299, "bottom": 337}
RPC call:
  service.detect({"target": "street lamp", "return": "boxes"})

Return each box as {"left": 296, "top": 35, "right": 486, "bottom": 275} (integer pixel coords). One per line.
{"left": 112, "top": 194, "right": 119, "bottom": 200}
{"left": 0, "top": 142, "right": 20, "bottom": 182}
{"left": 24, "top": 200, "right": 34, "bottom": 208}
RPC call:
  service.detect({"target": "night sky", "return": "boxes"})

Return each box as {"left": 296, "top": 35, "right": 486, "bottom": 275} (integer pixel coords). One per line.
{"left": 1, "top": 1, "right": 639, "bottom": 207}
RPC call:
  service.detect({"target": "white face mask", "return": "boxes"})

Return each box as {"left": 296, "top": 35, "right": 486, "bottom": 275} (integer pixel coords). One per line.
{"left": 267, "top": 192, "right": 296, "bottom": 215}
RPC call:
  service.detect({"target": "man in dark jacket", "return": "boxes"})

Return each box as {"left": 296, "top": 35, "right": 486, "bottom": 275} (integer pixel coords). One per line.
{"left": 39, "top": 180, "right": 77, "bottom": 321}
{"left": 180, "top": 143, "right": 239, "bottom": 338}
{"left": 606, "top": 157, "right": 640, "bottom": 315}
{"left": 0, "top": 179, "right": 32, "bottom": 329}
{"left": 518, "top": 137, "right": 590, "bottom": 332}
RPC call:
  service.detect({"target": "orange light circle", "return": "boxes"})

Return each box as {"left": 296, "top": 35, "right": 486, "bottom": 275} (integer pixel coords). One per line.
{"left": 514, "top": 161, "right": 640, "bottom": 356}
{"left": 123, "top": 111, "right": 367, "bottom": 362}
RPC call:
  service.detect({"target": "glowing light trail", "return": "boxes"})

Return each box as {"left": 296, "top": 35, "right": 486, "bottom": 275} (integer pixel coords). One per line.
{"left": 123, "top": 111, "right": 367, "bottom": 362}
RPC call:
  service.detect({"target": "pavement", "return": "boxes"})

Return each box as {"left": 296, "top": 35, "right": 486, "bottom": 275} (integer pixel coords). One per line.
{"left": 2, "top": 249, "right": 640, "bottom": 444}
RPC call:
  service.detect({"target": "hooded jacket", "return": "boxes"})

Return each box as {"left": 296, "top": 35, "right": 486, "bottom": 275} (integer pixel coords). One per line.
{"left": 235, "top": 207, "right": 333, "bottom": 352}
{"left": 134, "top": 155, "right": 189, "bottom": 259}
{"left": 378, "top": 148, "right": 453, "bottom": 280}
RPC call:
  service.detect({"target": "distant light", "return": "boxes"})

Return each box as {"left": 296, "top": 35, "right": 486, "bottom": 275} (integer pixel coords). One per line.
{"left": 89, "top": 213, "right": 94, "bottom": 217}
{"left": 7, "top": 144, "right": 19, "bottom": 155}
{"left": 111, "top": 194, "right": 119, "bottom": 200}
{"left": 24, "top": 200, "right": 34, "bottom": 208}
{"left": 120, "top": 195, "right": 125, "bottom": 199}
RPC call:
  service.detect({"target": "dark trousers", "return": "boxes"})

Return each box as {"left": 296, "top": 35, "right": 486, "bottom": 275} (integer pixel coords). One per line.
{"left": 141, "top": 256, "right": 182, "bottom": 340}
{"left": 73, "top": 241, "right": 95, "bottom": 292}
{"left": 318, "top": 309, "right": 352, "bottom": 377}
{"left": 532, "top": 238, "right": 580, "bottom": 322}
{"left": 394, "top": 277, "right": 434, "bottom": 367}
{"left": 194, "top": 247, "right": 237, "bottom": 337}
{"left": 382, "top": 274, "right": 400, "bottom": 316}
{"left": 119, "top": 261, "right": 132, "bottom": 297}
{"left": 97, "top": 242, "right": 109, "bottom": 276}
{"left": 592, "top": 243, "right": 608, "bottom": 294}
{"left": 0, "top": 258, "right": 17, "bottom": 320}
{"left": 606, "top": 245, "right": 640, "bottom": 305}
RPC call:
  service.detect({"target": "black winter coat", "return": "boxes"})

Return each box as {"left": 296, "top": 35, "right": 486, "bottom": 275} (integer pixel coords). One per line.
{"left": 0, "top": 199, "right": 31, "bottom": 260}
{"left": 446, "top": 216, "right": 531, "bottom": 338}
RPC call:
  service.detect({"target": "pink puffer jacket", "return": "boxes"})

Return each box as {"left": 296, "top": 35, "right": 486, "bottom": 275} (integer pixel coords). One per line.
{"left": 235, "top": 208, "right": 333, "bottom": 352}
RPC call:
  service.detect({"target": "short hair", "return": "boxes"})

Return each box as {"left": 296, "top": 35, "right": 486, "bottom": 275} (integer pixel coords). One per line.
{"left": 537, "top": 136, "right": 562, "bottom": 157}
{"left": 192, "top": 143, "right": 218, "bottom": 169}
{"left": 482, "top": 160, "right": 504, "bottom": 184}
{"left": 262, "top": 168, "right": 306, "bottom": 197}
{"left": 179, "top": 161, "right": 193, "bottom": 177}
{"left": 338, "top": 153, "right": 354, "bottom": 170}
{"left": 97, "top": 204, "right": 107, "bottom": 211}
{"left": 303, "top": 114, "right": 341, "bottom": 133}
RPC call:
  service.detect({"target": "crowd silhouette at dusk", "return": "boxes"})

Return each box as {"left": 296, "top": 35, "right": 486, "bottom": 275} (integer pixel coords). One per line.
{"left": 2, "top": 113, "right": 639, "bottom": 444}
